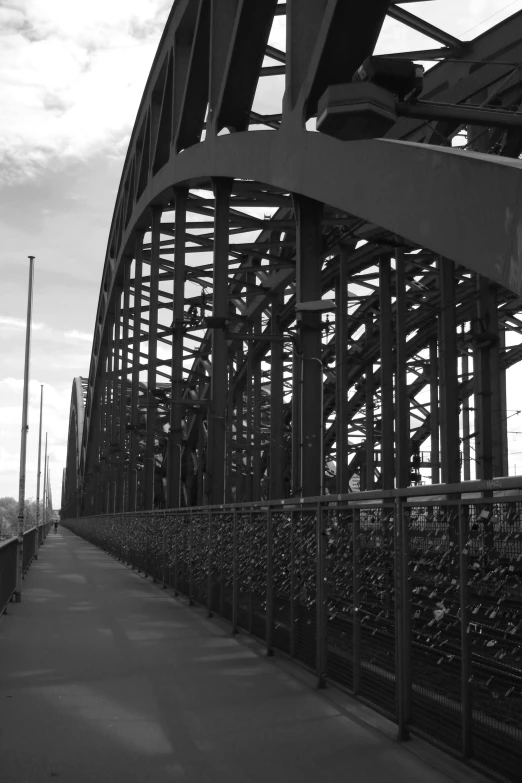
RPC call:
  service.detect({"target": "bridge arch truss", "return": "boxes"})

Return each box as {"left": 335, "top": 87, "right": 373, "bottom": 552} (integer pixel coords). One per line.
{"left": 62, "top": 0, "right": 522, "bottom": 517}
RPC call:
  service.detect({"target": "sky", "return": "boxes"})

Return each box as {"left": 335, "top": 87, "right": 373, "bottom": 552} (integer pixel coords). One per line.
{"left": 1, "top": 0, "right": 522, "bottom": 505}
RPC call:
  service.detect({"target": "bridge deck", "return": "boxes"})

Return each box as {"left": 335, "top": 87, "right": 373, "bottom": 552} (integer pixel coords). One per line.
{"left": 0, "top": 528, "right": 487, "bottom": 783}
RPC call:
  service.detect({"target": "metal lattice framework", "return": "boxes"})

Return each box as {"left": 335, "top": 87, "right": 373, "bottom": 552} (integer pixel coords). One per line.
{"left": 62, "top": 1, "right": 522, "bottom": 518}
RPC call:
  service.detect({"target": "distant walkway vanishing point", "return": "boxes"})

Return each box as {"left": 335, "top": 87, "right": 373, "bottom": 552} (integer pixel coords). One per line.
{"left": 0, "top": 528, "right": 490, "bottom": 783}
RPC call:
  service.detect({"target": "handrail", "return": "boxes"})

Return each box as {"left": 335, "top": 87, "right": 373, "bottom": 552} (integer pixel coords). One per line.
{"left": 76, "top": 475, "right": 522, "bottom": 518}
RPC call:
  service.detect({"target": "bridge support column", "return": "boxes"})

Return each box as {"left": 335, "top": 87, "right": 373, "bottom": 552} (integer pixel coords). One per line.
{"left": 118, "top": 262, "right": 131, "bottom": 512}
{"left": 294, "top": 194, "right": 324, "bottom": 498}
{"left": 226, "top": 351, "right": 235, "bottom": 503}
{"left": 270, "top": 293, "right": 285, "bottom": 500}
{"left": 168, "top": 188, "right": 187, "bottom": 508}
{"left": 129, "top": 232, "right": 144, "bottom": 511}
{"left": 439, "top": 258, "right": 460, "bottom": 484}
{"left": 208, "top": 177, "right": 233, "bottom": 505}
{"left": 101, "top": 332, "right": 112, "bottom": 514}
{"left": 235, "top": 345, "right": 245, "bottom": 503}
{"left": 336, "top": 250, "right": 349, "bottom": 495}
{"left": 90, "top": 392, "right": 101, "bottom": 516}
{"left": 364, "top": 313, "right": 375, "bottom": 490}
{"left": 253, "top": 313, "right": 262, "bottom": 501}
{"left": 110, "top": 289, "right": 122, "bottom": 513}
{"left": 145, "top": 207, "right": 162, "bottom": 510}
{"left": 379, "top": 257, "right": 394, "bottom": 490}
{"left": 395, "top": 253, "right": 410, "bottom": 489}
{"left": 430, "top": 337, "right": 441, "bottom": 484}
{"left": 474, "top": 276, "right": 503, "bottom": 480}
{"left": 245, "top": 320, "right": 254, "bottom": 501}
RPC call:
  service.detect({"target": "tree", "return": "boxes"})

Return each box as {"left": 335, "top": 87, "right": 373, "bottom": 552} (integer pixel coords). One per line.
{"left": 0, "top": 497, "right": 45, "bottom": 540}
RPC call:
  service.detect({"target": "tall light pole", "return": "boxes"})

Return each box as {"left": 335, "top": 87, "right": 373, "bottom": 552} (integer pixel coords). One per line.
{"left": 42, "top": 433, "right": 48, "bottom": 526}
{"left": 34, "top": 384, "right": 44, "bottom": 557}
{"left": 15, "top": 256, "right": 35, "bottom": 603}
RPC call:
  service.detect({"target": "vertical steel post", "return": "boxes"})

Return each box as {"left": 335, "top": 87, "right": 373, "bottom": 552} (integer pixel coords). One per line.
{"left": 458, "top": 503, "right": 473, "bottom": 757}
{"left": 352, "top": 507, "right": 361, "bottom": 694}
{"left": 395, "top": 254, "right": 410, "bottom": 489}
{"left": 336, "top": 250, "right": 349, "bottom": 494}
{"left": 395, "top": 254, "right": 411, "bottom": 739}
{"left": 365, "top": 313, "right": 375, "bottom": 490}
{"left": 253, "top": 327, "right": 262, "bottom": 501}
{"left": 232, "top": 508, "right": 239, "bottom": 634}
{"left": 110, "top": 290, "right": 121, "bottom": 512}
{"left": 245, "top": 321, "right": 254, "bottom": 501}
{"left": 188, "top": 513, "right": 194, "bottom": 604}
{"left": 294, "top": 194, "right": 324, "bottom": 498}
{"left": 208, "top": 178, "right": 232, "bottom": 505}
{"left": 15, "top": 256, "right": 34, "bottom": 601}
{"left": 35, "top": 385, "right": 43, "bottom": 555}
{"left": 316, "top": 503, "right": 327, "bottom": 688}
{"left": 226, "top": 352, "right": 235, "bottom": 503}
{"left": 498, "top": 328, "right": 509, "bottom": 476}
{"left": 395, "top": 496, "right": 411, "bottom": 740}
{"left": 101, "top": 336, "right": 111, "bottom": 513}
{"left": 118, "top": 263, "right": 131, "bottom": 511}
{"left": 430, "top": 338, "right": 440, "bottom": 484}
{"left": 129, "top": 233, "right": 143, "bottom": 511}
{"left": 290, "top": 510, "right": 298, "bottom": 658}
{"left": 291, "top": 353, "right": 301, "bottom": 497}
{"left": 207, "top": 511, "right": 213, "bottom": 617}
{"left": 169, "top": 187, "right": 187, "bottom": 507}
{"left": 439, "top": 258, "right": 461, "bottom": 484}
{"left": 380, "top": 257, "right": 394, "bottom": 490}
{"left": 235, "top": 347, "right": 245, "bottom": 503}
{"left": 145, "top": 207, "right": 162, "bottom": 509}
{"left": 266, "top": 507, "right": 274, "bottom": 656}
{"left": 474, "top": 276, "right": 494, "bottom": 481}
{"left": 270, "top": 294, "right": 285, "bottom": 500}
{"left": 248, "top": 510, "right": 254, "bottom": 634}
{"left": 461, "top": 326, "right": 471, "bottom": 482}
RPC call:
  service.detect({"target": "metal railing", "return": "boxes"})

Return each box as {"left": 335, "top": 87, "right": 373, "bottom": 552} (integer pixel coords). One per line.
{"left": 0, "top": 523, "right": 53, "bottom": 615}
{"left": 63, "top": 477, "right": 522, "bottom": 783}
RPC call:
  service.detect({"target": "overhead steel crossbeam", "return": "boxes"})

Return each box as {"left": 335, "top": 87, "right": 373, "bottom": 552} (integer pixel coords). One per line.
{"left": 60, "top": 0, "right": 522, "bottom": 519}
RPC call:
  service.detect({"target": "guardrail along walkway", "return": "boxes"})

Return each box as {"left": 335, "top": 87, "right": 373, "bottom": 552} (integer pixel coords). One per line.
{"left": 0, "top": 527, "right": 487, "bottom": 783}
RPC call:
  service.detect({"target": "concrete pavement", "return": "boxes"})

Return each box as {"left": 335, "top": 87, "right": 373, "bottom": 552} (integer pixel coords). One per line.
{"left": 0, "top": 527, "right": 488, "bottom": 783}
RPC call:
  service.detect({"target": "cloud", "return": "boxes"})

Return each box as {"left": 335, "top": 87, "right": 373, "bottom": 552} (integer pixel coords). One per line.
{"left": 0, "top": 0, "right": 172, "bottom": 186}
{"left": 0, "top": 316, "right": 92, "bottom": 348}
{"left": 64, "top": 329, "right": 92, "bottom": 343}
{"left": 0, "top": 315, "right": 44, "bottom": 331}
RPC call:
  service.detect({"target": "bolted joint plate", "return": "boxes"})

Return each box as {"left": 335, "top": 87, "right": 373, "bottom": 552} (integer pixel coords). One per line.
{"left": 317, "top": 82, "right": 397, "bottom": 142}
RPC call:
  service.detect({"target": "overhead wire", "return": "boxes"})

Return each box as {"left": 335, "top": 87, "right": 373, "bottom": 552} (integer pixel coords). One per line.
{"left": 459, "top": 1, "right": 522, "bottom": 37}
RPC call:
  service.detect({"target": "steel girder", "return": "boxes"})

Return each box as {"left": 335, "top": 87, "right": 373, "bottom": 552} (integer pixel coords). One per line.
{"left": 62, "top": 1, "right": 522, "bottom": 516}
{"left": 61, "top": 377, "right": 86, "bottom": 518}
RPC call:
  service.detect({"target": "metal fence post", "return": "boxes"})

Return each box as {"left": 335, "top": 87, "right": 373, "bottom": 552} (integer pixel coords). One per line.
{"left": 249, "top": 509, "right": 254, "bottom": 634}
{"left": 290, "top": 510, "right": 298, "bottom": 658}
{"left": 266, "top": 507, "right": 274, "bottom": 656}
{"left": 189, "top": 512, "right": 194, "bottom": 605}
{"left": 353, "top": 507, "right": 361, "bottom": 694}
{"left": 459, "top": 503, "right": 473, "bottom": 758}
{"left": 162, "top": 514, "right": 167, "bottom": 589}
{"left": 232, "top": 509, "right": 239, "bottom": 634}
{"left": 395, "top": 496, "right": 411, "bottom": 740}
{"left": 207, "top": 511, "right": 213, "bottom": 617}
{"left": 174, "top": 514, "right": 179, "bottom": 596}
{"left": 316, "top": 503, "right": 327, "bottom": 689}
{"left": 220, "top": 516, "right": 225, "bottom": 617}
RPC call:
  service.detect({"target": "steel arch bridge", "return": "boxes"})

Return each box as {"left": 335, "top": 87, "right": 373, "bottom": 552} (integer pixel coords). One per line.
{"left": 62, "top": 0, "right": 522, "bottom": 519}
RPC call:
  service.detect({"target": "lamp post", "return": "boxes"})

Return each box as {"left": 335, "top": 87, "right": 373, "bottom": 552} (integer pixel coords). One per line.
{"left": 35, "top": 384, "right": 43, "bottom": 556}
{"left": 42, "top": 434, "right": 48, "bottom": 526}
{"left": 15, "top": 256, "right": 35, "bottom": 603}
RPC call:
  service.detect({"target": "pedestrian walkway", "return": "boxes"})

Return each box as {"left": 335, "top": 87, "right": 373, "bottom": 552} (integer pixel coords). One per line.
{"left": 0, "top": 528, "right": 489, "bottom": 783}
